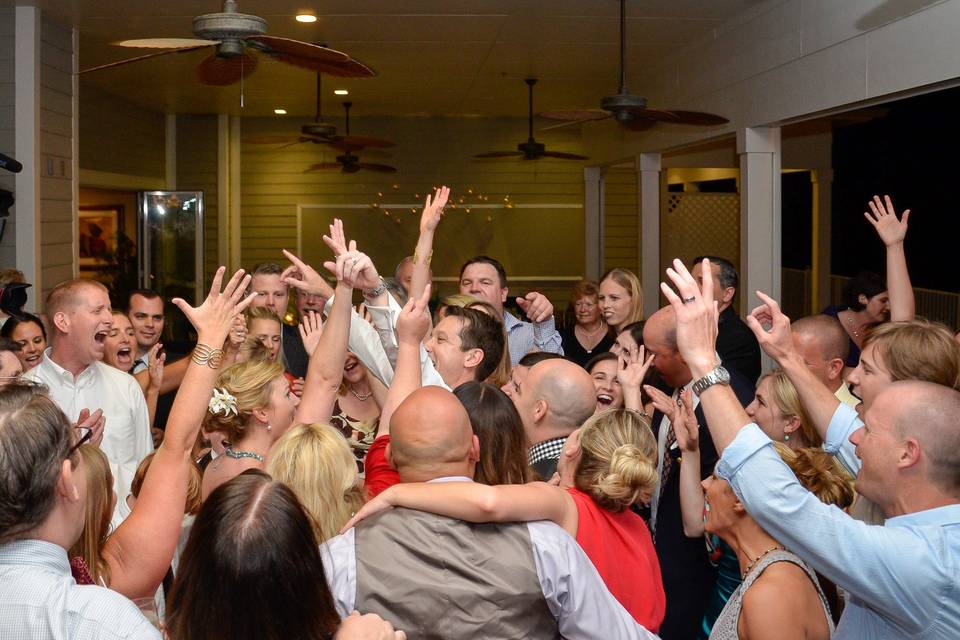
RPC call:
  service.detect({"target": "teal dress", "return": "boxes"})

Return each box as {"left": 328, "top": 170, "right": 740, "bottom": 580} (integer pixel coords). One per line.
{"left": 699, "top": 536, "right": 741, "bottom": 639}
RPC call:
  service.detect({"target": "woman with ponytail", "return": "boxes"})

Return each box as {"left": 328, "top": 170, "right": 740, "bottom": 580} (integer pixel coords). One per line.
{"left": 342, "top": 408, "right": 666, "bottom": 631}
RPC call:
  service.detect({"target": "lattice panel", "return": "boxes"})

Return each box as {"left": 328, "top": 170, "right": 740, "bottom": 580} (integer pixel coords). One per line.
{"left": 661, "top": 193, "right": 740, "bottom": 281}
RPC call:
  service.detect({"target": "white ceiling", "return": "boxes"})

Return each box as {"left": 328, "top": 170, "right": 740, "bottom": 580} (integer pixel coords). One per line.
{"left": 31, "top": 0, "right": 762, "bottom": 117}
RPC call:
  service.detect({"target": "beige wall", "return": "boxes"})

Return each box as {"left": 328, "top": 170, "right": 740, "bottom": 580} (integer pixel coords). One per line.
{"left": 175, "top": 114, "right": 219, "bottom": 285}
{"left": 0, "top": 9, "right": 14, "bottom": 268}
{"left": 79, "top": 84, "right": 164, "bottom": 180}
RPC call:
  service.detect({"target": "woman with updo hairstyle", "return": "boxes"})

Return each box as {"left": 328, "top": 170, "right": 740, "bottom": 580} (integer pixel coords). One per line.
{"left": 746, "top": 368, "right": 821, "bottom": 448}
{"left": 201, "top": 359, "right": 299, "bottom": 500}
{"left": 599, "top": 268, "right": 644, "bottom": 334}
{"left": 345, "top": 408, "right": 666, "bottom": 631}
{"left": 561, "top": 280, "right": 615, "bottom": 367}
{"left": 266, "top": 422, "right": 365, "bottom": 544}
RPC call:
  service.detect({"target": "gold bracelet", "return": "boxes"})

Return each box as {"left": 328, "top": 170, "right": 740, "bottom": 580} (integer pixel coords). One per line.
{"left": 192, "top": 343, "right": 225, "bottom": 370}
{"left": 413, "top": 248, "right": 433, "bottom": 266}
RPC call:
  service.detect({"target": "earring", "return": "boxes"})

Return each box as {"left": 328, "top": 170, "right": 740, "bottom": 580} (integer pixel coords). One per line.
{"left": 267, "top": 424, "right": 272, "bottom": 432}
{"left": 784, "top": 433, "right": 790, "bottom": 442}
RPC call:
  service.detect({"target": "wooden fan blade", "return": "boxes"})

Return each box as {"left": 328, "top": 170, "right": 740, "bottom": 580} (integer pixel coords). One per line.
{"left": 80, "top": 45, "right": 213, "bottom": 74}
{"left": 630, "top": 108, "right": 728, "bottom": 126}
{"left": 357, "top": 163, "right": 397, "bottom": 173}
{"left": 539, "top": 109, "right": 609, "bottom": 122}
{"left": 248, "top": 36, "right": 375, "bottom": 78}
{"left": 114, "top": 38, "right": 220, "bottom": 49}
{"left": 620, "top": 118, "right": 657, "bottom": 132}
{"left": 326, "top": 135, "right": 395, "bottom": 151}
{"left": 538, "top": 151, "right": 589, "bottom": 160}
{"left": 474, "top": 151, "right": 524, "bottom": 159}
{"left": 304, "top": 163, "right": 344, "bottom": 172}
{"left": 342, "top": 164, "right": 363, "bottom": 174}
{"left": 537, "top": 117, "right": 608, "bottom": 133}
{"left": 243, "top": 135, "right": 302, "bottom": 144}
{"left": 196, "top": 53, "right": 257, "bottom": 86}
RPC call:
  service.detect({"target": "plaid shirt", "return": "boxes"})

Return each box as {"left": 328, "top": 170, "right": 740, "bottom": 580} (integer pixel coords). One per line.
{"left": 528, "top": 436, "right": 567, "bottom": 466}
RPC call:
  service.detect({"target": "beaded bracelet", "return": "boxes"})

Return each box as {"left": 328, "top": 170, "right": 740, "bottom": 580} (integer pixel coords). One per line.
{"left": 192, "top": 343, "right": 225, "bottom": 370}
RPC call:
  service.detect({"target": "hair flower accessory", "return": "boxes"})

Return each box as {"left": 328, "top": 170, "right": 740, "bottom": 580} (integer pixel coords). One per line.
{"left": 209, "top": 388, "right": 238, "bottom": 416}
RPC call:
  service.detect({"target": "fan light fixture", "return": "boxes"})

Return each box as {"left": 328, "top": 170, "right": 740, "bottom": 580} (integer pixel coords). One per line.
{"left": 295, "top": 14, "right": 317, "bottom": 23}
{"left": 274, "top": 108, "right": 287, "bottom": 115}
{"left": 334, "top": 89, "right": 349, "bottom": 95}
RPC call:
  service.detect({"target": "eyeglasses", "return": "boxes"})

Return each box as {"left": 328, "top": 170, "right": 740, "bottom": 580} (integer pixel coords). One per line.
{"left": 67, "top": 427, "right": 93, "bottom": 459}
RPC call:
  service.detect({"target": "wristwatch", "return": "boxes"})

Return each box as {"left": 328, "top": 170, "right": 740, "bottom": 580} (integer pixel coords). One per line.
{"left": 362, "top": 278, "right": 387, "bottom": 300}
{"left": 691, "top": 365, "right": 730, "bottom": 397}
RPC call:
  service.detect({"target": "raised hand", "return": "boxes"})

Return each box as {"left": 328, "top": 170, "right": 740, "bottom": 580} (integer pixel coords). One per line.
{"left": 672, "top": 389, "right": 700, "bottom": 453}
{"left": 146, "top": 342, "right": 166, "bottom": 392}
{"left": 298, "top": 310, "right": 323, "bottom": 356}
{"left": 74, "top": 408, "right": 105, "bottom": 448}
{"left": 227, "top": 314, "right": 247, "bottom": 349}
{"left": 661, "top": 258, "right": 719, "bottom": 378}
{"left": 281, "top": 249, "right": 335, "bottom": 300}
{"left": 644, "top": 385, "right": 677, "bottom": 424}
{"left": 172, "top": 267, "right": 256, "bottom": 345}
{"left": 618, "top": 345, "right": 653, "bottom": 390}
{"left": 396, "top": 284, "right": 432, "bottom": 346}
{"left": 324, "top": 248, "right": 381, "bottom": 291}
{"left": 420, "top": 186, "right": 450, "bottom": 235}
{"left": 516, "top": 291, "right": 554, "bottom": 323}
{"left": 865, "top": 194, "right": 910, "bottom": 247}
{"left": 745, "top": 291, "right": 796, "bottom": 363}
{"left": 322, "top": 218, "right": 350, "bottom": 258}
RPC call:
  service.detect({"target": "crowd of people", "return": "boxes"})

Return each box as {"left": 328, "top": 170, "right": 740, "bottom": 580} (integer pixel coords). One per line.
{"left": 0, "top": 190, "right": 957, "bottom": 639}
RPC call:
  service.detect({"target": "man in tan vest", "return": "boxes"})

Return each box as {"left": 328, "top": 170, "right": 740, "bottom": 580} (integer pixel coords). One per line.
{"left": 321, "top": 386, "right": 656, "bottom": 640}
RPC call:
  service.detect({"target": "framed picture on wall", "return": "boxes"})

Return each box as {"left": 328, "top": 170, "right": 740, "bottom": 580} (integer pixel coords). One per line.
{"left": 79, "top": 205, "right": 124, "bottom": 273}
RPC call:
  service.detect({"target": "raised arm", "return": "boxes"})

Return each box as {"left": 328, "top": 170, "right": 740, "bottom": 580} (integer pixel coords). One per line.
{"left": 376, "top": 285, "right": 431, "bottom": 438}
{"left": 104, "top": 267, "right": 256, "bottom": 599}
{"left": 648, "top": 386, "right": 704, "bottom": 537}
{"left": 410, "top": 186, "right": 449, "bottom": 301}
{"left": 342, "top": 480, "right": 578, "bottom": 537}
{"left": 618, "top": 344, "right": 653, "bottom": 412}
{"left": 865, "top": 194, "right": 914, "bottom": 321}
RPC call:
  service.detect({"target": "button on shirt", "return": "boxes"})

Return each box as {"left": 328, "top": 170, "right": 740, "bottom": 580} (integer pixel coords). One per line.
{"left": 0, "top": 540, "right": 161, "bottom": 640}
{"left": 718, "top": 423, "right": 960, "bottom": 639}
{"left": 26, "top": 350, "right": 152, "bottom": 503}
{"left": 503, "top": 311, "right": 563, "bottom": 366}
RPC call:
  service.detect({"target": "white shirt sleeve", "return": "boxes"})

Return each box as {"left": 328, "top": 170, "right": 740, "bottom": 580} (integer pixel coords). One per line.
{"left": 319, "top": 529, "right": 357, "bottom": 619}
{"left": 365, "top": 294, "right": 450, "bottom": 391}
{"left": 526, "top": 521, "right": 659, "bottom": 640}
{"left": 323, "top": 295, "right": 396, "bottom": 387}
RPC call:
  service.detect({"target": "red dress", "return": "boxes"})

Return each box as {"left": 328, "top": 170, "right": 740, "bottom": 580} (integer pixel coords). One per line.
{"left": 363, "top": 435, "right": 400, "bottom": 498}
{"left": 567, "top": 487, "right": 666, "bottom": 632}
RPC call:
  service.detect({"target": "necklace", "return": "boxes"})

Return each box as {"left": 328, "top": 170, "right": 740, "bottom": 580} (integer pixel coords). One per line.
{"left": 741, "top": 544, "right": 785, "bottom": 579}
{"left": 349, "top": 387, "right": 373, "bottom": 401}
{"left": 224, "top": 447, "right": 264, "bottom": 462}
{"left": 843, "top": 312, "right": 862, "bottom": 339}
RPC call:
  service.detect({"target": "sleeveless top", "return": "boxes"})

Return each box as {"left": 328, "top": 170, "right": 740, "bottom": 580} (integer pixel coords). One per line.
{"left": 567, "top": 487, "right": 666, "bottom": 632}
{"left": 709, "top": 548, "right": 834, "bottom": 640}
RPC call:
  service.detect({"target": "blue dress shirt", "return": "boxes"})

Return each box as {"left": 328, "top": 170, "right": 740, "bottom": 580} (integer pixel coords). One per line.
{"left": 503, "top": 311, "right": 563, "bottom": 366}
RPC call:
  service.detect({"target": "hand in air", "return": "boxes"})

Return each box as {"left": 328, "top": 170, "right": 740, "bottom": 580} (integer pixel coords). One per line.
{"left": 617, "top": 344, "right": 654, "bottom": 391}
{"left": 672, "top": 389, "right": 700, "bottom": 453}
{"left": 146, "top": 343, "right": 166, "bottom": 391}
{"left": 865, "top": 194, "right": 910, "bottom": 247}
{"left": 73, "top": 408, "right": 105, "bottom": 448}
{"left": 324, "top": 247, "right": 381, "bottom": 291}
{"left": 419, "top": 186, "right": 450, "bottom": 235}
{"left": 745, "top": 291, "right": 796, "bottom": 363}
{"left": 396, "top": 285, "right": 432, "bottom": 346}
{"left": 660, "top": 258, "right": 719, "bottom": 376}
{"left": 227, "top": 314, "right": 247, "bottom": 349}
{"left": 281, "top": 249, "right": 335, "bottom": 300}
{"left": 516, "top": 291, "right": 554, "bottom": 323}
{"left": 173, "top": 267, "right": 256, "bottom": 346}
{"left": 298, "top": 310, "right": 323, "bottom": 356}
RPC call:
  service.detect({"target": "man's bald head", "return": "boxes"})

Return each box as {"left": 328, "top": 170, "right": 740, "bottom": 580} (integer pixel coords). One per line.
{"left": 792, "top": 315, "right": 849, "bottom": 363}
{"left": 644, "top": 306, "right": 677, "bottom": 351}
{"left": 524, "top": 359, "right": 595, "bottom": 434}
{"left": 882, "top": 381, "right": 960, "bottom": 494}
{"left": 388, "top": 386, "right": 478, "bottom": 482}
{"left": 46, "top": 279, "right": 108, "bottom": 323}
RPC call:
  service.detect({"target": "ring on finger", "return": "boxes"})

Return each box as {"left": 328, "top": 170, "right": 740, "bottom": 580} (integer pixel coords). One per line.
{"left": 682, "top": 296, "right": 696, "bottom": 304}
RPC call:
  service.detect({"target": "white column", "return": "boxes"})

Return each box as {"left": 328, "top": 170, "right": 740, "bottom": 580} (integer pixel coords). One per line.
{"left": 583, "top": 166, "right": 603, "bottom": 281}
{"left": 14, "top": 6, "right": 40, "bottom": 307}
{"left": 638, "top": 152, "right": 661, "bottom": 319}
{"left": 737, "top": 127, "right": 782, "bottom": 305}
{"left": 164, "top": 114, "right": 177, "bottom": 190}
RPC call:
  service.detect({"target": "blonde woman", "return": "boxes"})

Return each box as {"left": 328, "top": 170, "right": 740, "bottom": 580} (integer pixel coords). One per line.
{"left": 745, "top": 369, "right": 821, "bottom": 449}
{"left": 266, "top": 422, "right": 365, "bottom": 543}
{"left": 599, "top": 268, "right": 644, "bottom": 333}
{"left": 344, "top": 408, "right": 666, "bottom": 632}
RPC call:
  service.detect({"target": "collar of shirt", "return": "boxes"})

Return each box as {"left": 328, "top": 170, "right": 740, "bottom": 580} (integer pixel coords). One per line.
{"left": 0, "top": 540, "right": 70, "bottom": 575}
{"left": 34, "top": 347, "right": 96, "bottom": 387}
{"left": 528, "top": 436, "right": 566, "bottom": 465}
{"left": 427, "top": 476, "right": 474, "bottom": 484}
{"left": 886, "top": 503, "right": 960, "bottom": 527}
{"left": 503, "top": 310, "right": 523, "bottom": 330}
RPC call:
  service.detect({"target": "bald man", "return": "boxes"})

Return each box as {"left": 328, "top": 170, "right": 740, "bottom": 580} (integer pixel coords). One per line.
{"left": 792, "top": 314, "right": 859, "bottom": 408}
{"left": 642, "top": 305, "right": 755, "bottom": 640}
{"left": 321, "top": 386, "right": 658, "bottom": 639}
{"left": 510, "top": 358, "right": 596, "bottom": 479}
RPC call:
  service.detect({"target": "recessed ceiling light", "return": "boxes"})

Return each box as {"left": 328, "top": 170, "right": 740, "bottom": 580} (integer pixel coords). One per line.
{"left": 296, "top": 14, "right": 317, "bottom": 23}
{"left": 334, "top": 89, "right": 349, "bottom": 95}
{"left": 274, "top": 108, "right": 287, "bottom": 115}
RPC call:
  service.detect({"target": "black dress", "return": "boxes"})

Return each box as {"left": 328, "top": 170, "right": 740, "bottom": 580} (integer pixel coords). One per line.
{"left": 561, "top": 325, "right": 615, "bottom": 368}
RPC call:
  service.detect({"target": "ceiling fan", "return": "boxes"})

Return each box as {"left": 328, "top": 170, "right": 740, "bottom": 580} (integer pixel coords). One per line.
{"left": 474, "top": 78, "right": 588, "bottom": 161}
{"left": 244, "top": 75, "right": 395, "bottom": 152}
{"left": 305, "top": 150, "right": 397, "bottom": 174}
{"left": 539, "top": 0, "right": 728, "bottom": 132}
{"left": 79, "top": 0, "right": 375, "bottom": 86}
{"left": 304, "top": 102, "right": 397, "bottom": 173}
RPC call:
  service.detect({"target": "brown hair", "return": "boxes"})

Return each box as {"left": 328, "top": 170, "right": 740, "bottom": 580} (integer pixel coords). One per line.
{"left": 575, "top": 409, "right": 658, "bottom": 512}
{"left": 443, "top": 305, "right": 505, "bottom": 383}
{"left": 203, "top": 360, "right": 284, "bottom": 443}
{"left": 129, "top": 452, "right": 203, "bottom": 516}
{"left": 569, "top": 280, "right": 600, "bottom": 306}
{"left": 863, "top": 319, "right": 960, "bottom": 390}
{"left": 68, "top": 444, "right": 114, "bottom": 586}
{"left": 760, "top": 369, "right": 821, "bottom": 447}
{"left": 465, "top": 300, "right": 511, "bottom": 388}
{"left": 454, "top": 382, "right": 531, "bottom": 485}
{"left": 774, "top": 443, "right": 855, "bottom": 509}
{"left": 600, "top": 268, "right": 644, "bottom": 323}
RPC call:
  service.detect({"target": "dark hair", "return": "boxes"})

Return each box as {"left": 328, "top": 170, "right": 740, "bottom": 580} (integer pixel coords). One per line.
{"left": 692, "top": 255, "right": 739, "bottom": 292}
{"left": 459, "top": 255, "right": 508, "bottom": 288}
{"left": 444, "top": 306, "right": 505, "bottom": 382}
{"left": 0, "top": 337, "right": 21, "bottom": 354}
{"left": 619, "top": 320, "right": 645, "bottom": 348}
{"left": 585, "top": 352, "right": 618, "bottom": 373}
{"left": 517, "top": 351, "right": 564, "bottom": 368}
{"left": 454, "top": 382, "right": 531, "bottom": 486}
{"left": 843, "top": 271, "right": 886, "bottom": 311}
{"left": 165, "top": 470, "right": 340, "bottom": 640}
{"left": 0, "top": 383, "right": 72, "bottom": 543}
{"left": 0, "top": 313, "right": 46, "bottom": 343}
{"left": 127, "top": 288, "right": 161, "bottom": 305}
